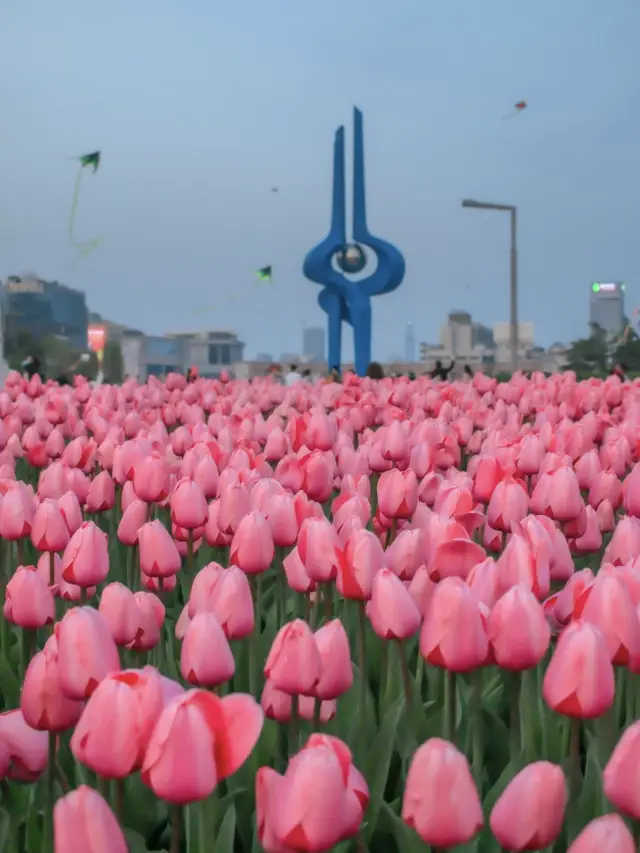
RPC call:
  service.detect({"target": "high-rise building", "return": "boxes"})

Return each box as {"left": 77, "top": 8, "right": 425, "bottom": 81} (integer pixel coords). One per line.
{"left": 2, "top": 275, "right": 88, "bottom": 352}
{"left": 302, "top": 326, "right": 325, "bottom": 363}
{"left": 472, "top": 322, "right": 494, "bottom": 349}
{"left": 439, "top": 311, "right": 473, "bottom": 357}
{"left": 404, "top": 322, "right": 416, "bottom": 362}
{"left": 589, "top": 282, "right": 624, "bottom": 335}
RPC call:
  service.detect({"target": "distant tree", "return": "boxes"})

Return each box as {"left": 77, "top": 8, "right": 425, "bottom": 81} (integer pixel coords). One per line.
{"left": 103, "top": 341, "right": 124, "bottom": 383}
{"left": 565, "top": 323, "right": 608, "bottom": 377}
{"left": 41, "top": 335, "right": 76, "bottom": 379}
{"left": 4, "top": 329, "right": 45, "bottom": 371}
{"left": 612, "top": 328, "right": 640, "bottom": 374}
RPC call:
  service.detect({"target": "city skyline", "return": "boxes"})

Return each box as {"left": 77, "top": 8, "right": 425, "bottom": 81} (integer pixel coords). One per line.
{"left": 3, "top": 0, "right": 639, "bottom": 360}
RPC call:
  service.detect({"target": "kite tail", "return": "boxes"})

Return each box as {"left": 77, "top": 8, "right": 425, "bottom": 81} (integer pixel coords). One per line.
{"left": 68, "top": 166, "right": 100, "bottom": 261}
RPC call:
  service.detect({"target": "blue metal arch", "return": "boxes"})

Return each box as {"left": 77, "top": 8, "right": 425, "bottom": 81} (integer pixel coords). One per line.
{"left": 303, "top": 108, "right": 405, "bottom": 376}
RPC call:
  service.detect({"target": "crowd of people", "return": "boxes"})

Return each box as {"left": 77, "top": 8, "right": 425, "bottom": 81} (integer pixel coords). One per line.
{"left": 15, "top": 352, "right": 633, "bottom": 386}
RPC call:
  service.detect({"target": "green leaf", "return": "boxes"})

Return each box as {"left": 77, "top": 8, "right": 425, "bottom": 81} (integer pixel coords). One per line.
{"left": 216, "top": 803, "right": 237, "bottom": 853}
{"left": 123, "top": 828, "right": 151, "bottom": 853}
{"left": 379, "top": 801, "right": 424, "bottom": 853}
{"left": 0, "top": 651, "right": 21, "bottom": 708}
{"left": 364, "top": 694, "right": 404, "bottom": 841}
{"left": 475, "top": 759, "right": 523, "bottom": 853}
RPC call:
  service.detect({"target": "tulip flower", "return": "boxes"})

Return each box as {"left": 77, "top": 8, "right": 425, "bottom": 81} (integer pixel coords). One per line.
{"left": 312, "top": 619, "right": 353, "bottom": 700}
{"left": 265, "top": 619, "right": 322, "bottom": 697}
{"left": 180, "top": 612, "right": 235, "bottom": 687}
{"left": 0, "top": 709, "right": 48, "bottom": 782}
{"left": 21, "top": 636, "right": 84, "bottom": 732}
{"left": 141, "top": 690, "right": 263, "bottom": 803}
{"left": 31, "top": 498, "right": 70, "bottom": 552}
{"left": 230, "top": 510, "right": 275, "bottom": 574}
{"left": 402, "top": 738, "right": 483, "bottom": 848}
{"left": 71, "top": 668, "right": 164, "bottom": 778}
{"left": 138, "top": 520, "right": 182, "bottom": 578}
{"left": 377, "top": 468, "right": 418, "bottom": 520}
{"left": 487, "top": 585, "right": 551, "bottom": 670}
{"left": 490, "top": 761, "right": 567, "bottom": 851}
{"left": 542, "top": 621, "right": 614, "bottom": 718}
{"left": 170, "top": 476, "right": 209, "bottom": 529}
{"left": 603, "top": 721, "right": 640, "bottom": 819}
{"left": 61, "top": 521, "right": 110, "bottom": 588}
{"left": 56, "top": 606, "right": 121, "bottom": 700}
{"left": 4, "top": 565, "right": 55, "bottom": 629}
{"left": 567, "top": 814, "right": 635, "bottom": 853}
{"left": 54, "top": 786, "right": 128, "bottom": 853}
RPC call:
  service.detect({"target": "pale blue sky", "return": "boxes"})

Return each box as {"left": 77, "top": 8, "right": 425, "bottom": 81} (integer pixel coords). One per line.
{"left": 2, "top": 0, "right": 639, "bottom": 360}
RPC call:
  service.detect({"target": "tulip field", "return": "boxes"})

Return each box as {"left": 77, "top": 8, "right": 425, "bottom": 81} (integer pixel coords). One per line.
{"left": 3, "top": 369, "right": 640, "bottom": 852}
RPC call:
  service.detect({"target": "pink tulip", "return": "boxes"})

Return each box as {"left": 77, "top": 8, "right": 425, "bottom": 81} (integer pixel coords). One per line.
{"left": 54, "top": 786, "right": 128, "bottom": 853}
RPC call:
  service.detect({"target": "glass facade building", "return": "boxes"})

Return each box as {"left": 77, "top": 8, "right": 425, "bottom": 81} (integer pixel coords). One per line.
{"left": 589, "top": 282, "right": 624, "bottom": 335}
{"left": 2, "top": 277, "right": 88, "bottom": 351}
{"left": 144, "top": 336, "right": 183, "bottom": 376}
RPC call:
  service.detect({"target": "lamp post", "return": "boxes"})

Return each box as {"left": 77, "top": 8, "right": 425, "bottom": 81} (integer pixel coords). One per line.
{"left": 462, "top": 199, "right": 519, "bottom": 373}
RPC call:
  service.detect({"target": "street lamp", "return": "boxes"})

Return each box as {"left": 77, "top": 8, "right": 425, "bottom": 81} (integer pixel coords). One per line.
{"left": 462, "top": 199, "right": 519, "bottom": 373}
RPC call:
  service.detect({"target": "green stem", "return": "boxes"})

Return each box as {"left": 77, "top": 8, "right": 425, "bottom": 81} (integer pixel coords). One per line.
{"left": 1, "top": 781, "right": 19, "bottom": 853}
{"left": 289, "top": 694, "right": 300, "bottom": 754}
{"left": 444, "top": 670, "right": 456, "bottom": 744}
{"left": 45, "top": 732, "right": 56, "bottom": 853}
{"left": 357, "top": 602, "right": 367, "bottom": 755}
{"left": 379, "top": 641, "right": 388, "bottom": 717}
{"left": 170, "top": 805, "right": 182, "bottom": 853}
{"left": 48, "top": 551, "right": 55, "bottom": 588}
{"left": 569, "top": 717, "right": 581, "bottom": 801}
{"left": 249, "top": 576, "right": 259, "bottom": 697}
{"left": 385, "top": 518, "right": 398, "bottom": 548}
{"left": 20, "top": 629, "right": 36, "bottom": 680}
{"left": 471, "top": 669, "right": 484, "bottom": 792}
{"left": 312, "top": 698, "right": 322, "bottom": 732}
{"left": 114, "top": 778, "right": 125, "bottom": 822}
{"left": 277, "top": 566, "right": 287, "bottom": 627}
{"left": 126, "top": 546, "right": 135, "bottom": 591}
{"left": 323, "top": 582, "right": 333, "bottom": 623}
{"left": 187, "top": 532, "right": 194, "bottom": 573}
{"left": 311, "top": 588, "right": 321, "bottom": 629}
{"left": 509, "top": 671, "right": 522, "bottom": 763}
{"left": 397, "top": 640, "right": 413, "bottom": 713}
{"left": 156, "top": 578, "right": 165, "bottom": 674}
{"left": 97, "top": 774, "right": 109, "bottom": 799}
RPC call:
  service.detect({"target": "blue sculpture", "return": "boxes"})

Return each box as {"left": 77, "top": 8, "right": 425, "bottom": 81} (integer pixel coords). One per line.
{"left": 303, "top": 107, "right": 405, "bottom": 376}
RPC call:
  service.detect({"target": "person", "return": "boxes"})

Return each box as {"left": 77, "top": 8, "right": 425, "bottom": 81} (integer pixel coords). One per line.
{"left": 463, "top": 364, "right": 474, "bottom": 380}
{"left": 301, "top": 368, "right": 312, "bottom": 381}
{"left": 21, "top": 355, "right": 43, "bottom": 380}
{"left": 285, "top": 363, "right": 303, "bottom": 386}
{"left": 430, "top": 359, "right": 455, "bottom": 381}
{"left": 612, "top": 362, "right": 629, "bottom": 382}
{"left": 366, "top": 361, "right": 385, "bottom": 379}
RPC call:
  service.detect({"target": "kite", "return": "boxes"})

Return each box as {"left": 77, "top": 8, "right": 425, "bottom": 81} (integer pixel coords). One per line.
{"left": 256, "top": 266, "right": 273, "bottom": 281}
{"left": 271, "top": 187, "right": 278, "bottom": 193}
{"left": 68, "top": 151, "right": 101, "bottom": 261}
{"left": 503, "top": 101, "right": 527, "bottom": 120}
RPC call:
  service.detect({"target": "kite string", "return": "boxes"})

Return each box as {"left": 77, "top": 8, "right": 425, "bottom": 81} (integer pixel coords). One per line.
{"left": 68, "top": 165, "right": 101, "bottom": 260}
{"left": 68, "top": 167, "right": 84, "bottom": 247}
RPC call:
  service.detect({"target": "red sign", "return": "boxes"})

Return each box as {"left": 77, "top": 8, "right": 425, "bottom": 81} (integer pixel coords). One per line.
{"left": 88, "top": 324, "right": 107, "bottom": 353}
